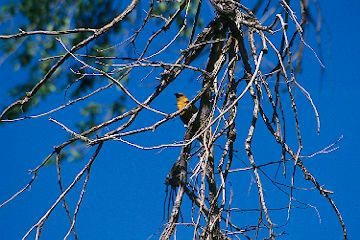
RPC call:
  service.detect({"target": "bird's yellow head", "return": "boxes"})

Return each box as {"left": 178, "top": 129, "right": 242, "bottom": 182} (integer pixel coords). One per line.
{"left": 174, "top": 93, "right": 198, "bottom": 125}
{"left": 174, "top": 93, "right": 189, "bottom": 111}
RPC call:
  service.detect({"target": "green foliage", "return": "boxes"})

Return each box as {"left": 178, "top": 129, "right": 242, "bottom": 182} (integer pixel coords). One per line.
{"left": 0, "top": 0, "right": 132, "bottom": 161}
{"left": 111, "top": 95, "right": 127, "bottom": 116}
{"left": 77, "top": 102, "right": 102, "bottom": 132}
{"left": 1, "top": 0, "right": 126, "bottom": 118}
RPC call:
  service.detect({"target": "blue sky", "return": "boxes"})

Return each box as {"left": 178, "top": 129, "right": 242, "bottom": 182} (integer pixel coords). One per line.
{"left": 0, "top": 1, "right": 359, "bottom": 239}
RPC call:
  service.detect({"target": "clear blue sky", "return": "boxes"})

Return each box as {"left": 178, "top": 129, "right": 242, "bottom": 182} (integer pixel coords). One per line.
{"left": 0, "top": 1, "right": 359, "bottom": 239}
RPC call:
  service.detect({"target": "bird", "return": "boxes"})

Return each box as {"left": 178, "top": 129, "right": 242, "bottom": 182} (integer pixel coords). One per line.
{"left": 174, "top": 93, "right": 198, "bottom": 126}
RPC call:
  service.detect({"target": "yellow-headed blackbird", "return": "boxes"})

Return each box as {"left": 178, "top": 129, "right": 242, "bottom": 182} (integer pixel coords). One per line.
{"left": 174, "top": 93, "right": 198, "bottom": 125}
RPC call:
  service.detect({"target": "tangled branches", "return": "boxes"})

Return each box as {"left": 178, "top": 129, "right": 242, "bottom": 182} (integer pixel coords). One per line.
{"left": 0, "top": 0, "right": 346, "bottom": 239}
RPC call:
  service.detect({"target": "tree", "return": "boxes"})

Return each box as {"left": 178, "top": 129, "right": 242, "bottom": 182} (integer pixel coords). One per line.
{"left": 0, "top": 0, "right": 347, "bottom": 239}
